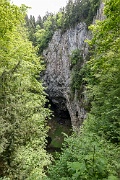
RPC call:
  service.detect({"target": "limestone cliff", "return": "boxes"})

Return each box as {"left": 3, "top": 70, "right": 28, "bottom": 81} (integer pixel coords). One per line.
{"left": 43, "top": 2, "right": 104, "bottom": 129}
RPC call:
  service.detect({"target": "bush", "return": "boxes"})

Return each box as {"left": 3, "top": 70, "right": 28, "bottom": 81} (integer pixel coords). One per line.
{"left": 48, "top": 130, "right": 120, "bottom": 180}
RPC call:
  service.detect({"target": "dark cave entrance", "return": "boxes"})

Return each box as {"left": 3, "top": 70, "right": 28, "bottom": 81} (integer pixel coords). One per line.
{"left": 45, "top": 97, "right": 72, "bottom": 153}
{"left": 48, "top": 97, "right": 71, "bottom": 126}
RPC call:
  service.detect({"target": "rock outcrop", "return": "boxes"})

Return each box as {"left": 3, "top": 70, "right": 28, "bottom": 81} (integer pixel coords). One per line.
{"left": 43, "top": 2, "right": 104, "bottom": 130}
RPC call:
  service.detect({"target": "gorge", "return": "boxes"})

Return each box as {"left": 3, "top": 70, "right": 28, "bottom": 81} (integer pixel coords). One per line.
{"left": 1, "top": 0, "right": 119, "bottom": 179}
{"left": 42, "top": 2, "right": 104, "bottom": 130}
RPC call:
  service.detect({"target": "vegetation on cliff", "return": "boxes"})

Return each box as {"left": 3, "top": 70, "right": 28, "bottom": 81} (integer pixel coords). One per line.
{"left": 48, "top": 0, "right": 120, "bottom": 179}
{"left": 0, "top": 0, "right": 120, "bottom": 179}
{"left": 25, "top": 0, "right": 101, "bottom": 54}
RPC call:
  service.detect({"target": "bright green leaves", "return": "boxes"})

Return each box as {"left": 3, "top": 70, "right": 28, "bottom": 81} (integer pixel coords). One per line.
{"left": 56, "top": 12, "right": 64, "bottom": 29}
{"left": 0, "top": 1, "right": 28, "bottom": 72}
{"left": 0, "top": 0, "right": 25, "bottom": 37}
{"left": 12, "top": 145, "right": 51, "bottom": 179}
{"left": 86, "top": 0, "right": 120, "bottom": 143}
{"left": 104, "top": 0, "right": 120, "bottom": 26}
{"left": 48, "top": 132, "right": 120, "bottom": 179}
{"left": 0, "top": 1, "right": 51, "bottom": 179}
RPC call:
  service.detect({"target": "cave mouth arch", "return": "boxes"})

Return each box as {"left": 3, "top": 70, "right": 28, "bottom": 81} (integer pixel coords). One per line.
{"left": 46, "top": 97, "right": 71, "bottom": 126}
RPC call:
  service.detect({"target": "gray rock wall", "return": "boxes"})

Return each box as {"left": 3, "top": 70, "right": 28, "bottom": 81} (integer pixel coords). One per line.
{"left": 43, "top": 2, "right": 104, "bottom": 130}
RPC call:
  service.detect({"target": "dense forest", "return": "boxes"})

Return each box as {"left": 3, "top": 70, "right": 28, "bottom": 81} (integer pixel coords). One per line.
{"left": 0, "top": 0, "right": 120, "bottom": 179}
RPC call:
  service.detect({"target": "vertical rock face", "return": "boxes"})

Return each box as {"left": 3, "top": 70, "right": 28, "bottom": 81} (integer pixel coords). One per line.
{"left": 43, "top": 3, "right": 104, "bottom": 129}
{"left": 43, "top": 23, "right": 88, "bottom": 129}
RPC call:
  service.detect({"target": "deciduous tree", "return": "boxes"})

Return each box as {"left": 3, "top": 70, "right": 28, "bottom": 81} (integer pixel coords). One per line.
{"left": 0, "top": 1, "right": 51, "bottom": 179}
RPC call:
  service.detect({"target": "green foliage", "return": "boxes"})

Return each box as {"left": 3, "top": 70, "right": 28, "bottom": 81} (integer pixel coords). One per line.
{"left": 85, "top": 0, "right": 120, "bottom": 143}
{"left": 25, "top": 15, "right": 36, "bottom": 45}
{"left": 60, "top": 0, "right": 101, "bottom": 32}
{"left": 70, "top": 49, "right": 84, "bottom": 93}
{"left": 25, "top": 0, "right": 101, "bottom": 54}
{"left": 70, "top": 49, "right": 83, "bottom": 67}
{"left": 85, "top": 0, "right": 101, "bottom": 25}
{"left": 35, "top": 14, "right": 56, "bottom": 54}
{"left": 47, "top": 0, "right": 120, "bottom": 179}
{"left": 0, "top": 0, "right": 25, "bottom": 37}
{"left": 48, "top": 131, "right": 120, "bottom": 180}
{"left": 0, "top": 1, "right": 51, "bottom": 179}
{"left": 25, "top": 12, "right": 57, "bottom": 54}
{"left": 56, "top": 11, "right": 64, "bottom": 29}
